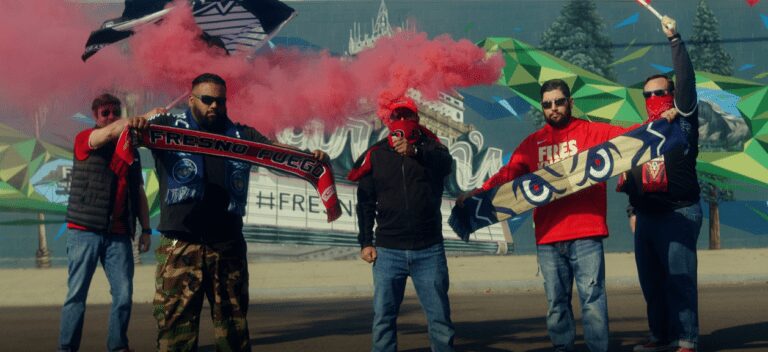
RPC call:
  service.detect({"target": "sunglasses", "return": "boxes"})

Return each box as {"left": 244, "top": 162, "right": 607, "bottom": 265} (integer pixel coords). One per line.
{"left": 541, "top": 97, "right": 568, "bottom": 110}
{"left": 642, "top": 89, "right": 672, "bottom": 98}
{"left": 390, "top": 108, "right": 417, "bottom": 121}
{"left": 98, "top": 109, "right": 121, "bottom": 118}
{"left": 193, "top": 94, "right": 226, "bottom": 106}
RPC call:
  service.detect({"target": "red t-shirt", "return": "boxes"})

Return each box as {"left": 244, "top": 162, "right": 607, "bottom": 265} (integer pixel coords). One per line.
{"left": 67, "top": 129, "right": 131, "bottom": 235}
{"left": 481, "top": 118, "right": 630, "bottom": 245}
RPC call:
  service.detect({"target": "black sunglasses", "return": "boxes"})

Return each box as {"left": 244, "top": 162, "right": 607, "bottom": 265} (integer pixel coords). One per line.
{"left": 99, "top": 108, "right": 121, "bottom": 118}
{"left": 642, "top": 89, "right": 672, "bottom": 98}
{"left": 193, "top": 94, "right": 226, "bottom": 106}
{"left": 541, "top": 97, "right": 568, "bottom": 109}
{"left": 390, "top": 108, "right": 417, "bottom": 121}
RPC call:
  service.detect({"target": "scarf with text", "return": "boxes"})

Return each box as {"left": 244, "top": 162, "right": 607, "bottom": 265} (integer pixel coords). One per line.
{"left": 112, "top": 125, "right": 342, "bottom": 222}
{"left": 155, "top": 111, "right": 252, "bottom": 215}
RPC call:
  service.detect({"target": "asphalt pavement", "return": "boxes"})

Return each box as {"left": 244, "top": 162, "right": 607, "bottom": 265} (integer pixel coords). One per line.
{"left": 2, "top": 284, "right": 766, "bottom": 351}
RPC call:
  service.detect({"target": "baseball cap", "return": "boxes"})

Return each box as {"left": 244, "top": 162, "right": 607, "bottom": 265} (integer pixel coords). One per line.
{"left": 388, "top": 97, "right": 418, "bottom": 114}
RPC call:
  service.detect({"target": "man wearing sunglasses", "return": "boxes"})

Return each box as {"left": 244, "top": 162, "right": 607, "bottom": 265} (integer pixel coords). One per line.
{"left": 456, "top": 77, "right": 648, "bottom": 351}
{"left": 620, "top": 16, "right": 702, "bottom": 352}
{"left": 130, "top": 73, "right": 327, "bottom": 352}
{"left": 59, "top": 93, "right": 152, "bottom": 352}
{"left": 351, "top": 97, "right": 455, "bottom": 351}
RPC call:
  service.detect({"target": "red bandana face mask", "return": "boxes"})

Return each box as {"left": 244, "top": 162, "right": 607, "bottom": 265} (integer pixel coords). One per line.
{"left": 645, "top": 95, "right": 674, "bottom": 121}
{"left": 388, "top": 119, "right": 421, "bottom": 147}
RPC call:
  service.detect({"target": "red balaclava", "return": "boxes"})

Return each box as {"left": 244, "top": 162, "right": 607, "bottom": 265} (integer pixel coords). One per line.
{"left": 388, "top": 119, "right": 421, "bottom": 147}
{"left": 386, "top": 97, "right": 421, "bottom": 147}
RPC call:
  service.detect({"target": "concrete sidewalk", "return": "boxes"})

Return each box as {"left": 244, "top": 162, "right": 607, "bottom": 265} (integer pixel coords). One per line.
{"left": 2, "top": 248, "right": 767, "bottom": 307}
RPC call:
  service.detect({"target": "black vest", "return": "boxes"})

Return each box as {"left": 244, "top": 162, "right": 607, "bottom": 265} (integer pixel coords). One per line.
{"left": 66, "top": 140, "right": 142, "bottom": 234}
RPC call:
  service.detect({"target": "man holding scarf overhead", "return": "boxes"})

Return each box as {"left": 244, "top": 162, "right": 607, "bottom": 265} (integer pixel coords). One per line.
{"left": 620, "top": 16, "right": 703, "bottom": 352}
{"left": 134, "top": 73, "right": 327, "bottom": 352}
{"left": 350, "top": 97, "right": 455, "bottom": 352}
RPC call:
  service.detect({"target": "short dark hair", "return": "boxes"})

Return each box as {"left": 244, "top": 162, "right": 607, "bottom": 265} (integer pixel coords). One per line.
{"left": 540, "top": 79, "right": 571, "bottom": 99}
{"left": 91, "top": 93, "right": 121, "bottom": 112}
{"left": 192, "top": 73, "right": 226, "bottom": 88}
{"left": 643, "top": 74, "right": 675, "bottom": 92}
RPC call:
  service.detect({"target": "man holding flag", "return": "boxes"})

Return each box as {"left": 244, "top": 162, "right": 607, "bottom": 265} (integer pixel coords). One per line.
{"left": 128, "top": 73, "right": 328, "bottom": 351}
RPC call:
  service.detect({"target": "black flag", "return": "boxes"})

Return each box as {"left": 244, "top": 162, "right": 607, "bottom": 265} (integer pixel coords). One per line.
{"left": 192, "top": 0, "right": 296, "bottom": 54}
{"left": 81, "top": 0, "right": 172, "bottom": 61}
{"left": 82, "top": 0, "right": 296, "bottom": 61}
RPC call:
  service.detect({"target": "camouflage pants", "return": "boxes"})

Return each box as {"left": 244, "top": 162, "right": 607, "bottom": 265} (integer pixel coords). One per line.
{"left": 153, "top": 235, "right": 250, "bottom": 352}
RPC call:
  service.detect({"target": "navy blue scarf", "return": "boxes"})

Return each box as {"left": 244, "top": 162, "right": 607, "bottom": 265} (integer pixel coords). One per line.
{"left": 159, "top": 110, "right": 250, "bottom": 215}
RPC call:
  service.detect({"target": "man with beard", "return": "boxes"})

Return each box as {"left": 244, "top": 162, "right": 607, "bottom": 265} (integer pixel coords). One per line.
{"left": 622, "top": 16, "right": 702, "bottom": 352}
{"left": 133, "top": 73, "right": 327, "bottom": 351}
{"left": 59, "top": 93, "right": 151, "bottom": 352}
{"left": 457, "top": 78, "right": 657, "bottom": 352}
{"left": 350, "top": 97, "right": 455, "bottom": 351}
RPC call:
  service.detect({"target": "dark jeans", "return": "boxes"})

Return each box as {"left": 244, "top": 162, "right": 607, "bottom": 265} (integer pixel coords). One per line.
{"left": 635, "top": 203, "right": 703, "bottom": 349}
{"left": 371, "top": 242, "right": 455, "bottom": 352}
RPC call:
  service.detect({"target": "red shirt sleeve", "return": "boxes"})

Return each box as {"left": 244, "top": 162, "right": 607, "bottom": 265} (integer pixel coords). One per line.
{"left": 481, "top": 139, "right": 532, "bottom": 191}
{"left": 73, "top": 129, "right": 95, "bottom": 161}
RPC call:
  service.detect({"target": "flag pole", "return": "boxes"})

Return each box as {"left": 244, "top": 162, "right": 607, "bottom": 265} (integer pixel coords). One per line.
{"left": 245, "top": 11, "right": 299, "bottom": 60}
{"left": 635, "top": 0, "right": 675, "bottom": 30}
{"left": 165, "top": 90, "right": 190, "bottom": 110}
{"left": 635, "top": 0, "right": 664, "bottom": 21}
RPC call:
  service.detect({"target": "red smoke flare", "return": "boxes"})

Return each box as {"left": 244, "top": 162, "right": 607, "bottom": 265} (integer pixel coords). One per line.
{"left": 0, "top": 0, "right": 503, "bottom": 136}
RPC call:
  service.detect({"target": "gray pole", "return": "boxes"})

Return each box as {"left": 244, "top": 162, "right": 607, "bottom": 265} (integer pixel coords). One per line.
{"left": 34, "top": 108, "right": 51, "bottom": 268}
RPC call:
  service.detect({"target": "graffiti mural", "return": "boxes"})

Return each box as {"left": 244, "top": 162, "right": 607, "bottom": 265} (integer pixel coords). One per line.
{"left": 1, "top": 0, "right": 767, "bottom": 267}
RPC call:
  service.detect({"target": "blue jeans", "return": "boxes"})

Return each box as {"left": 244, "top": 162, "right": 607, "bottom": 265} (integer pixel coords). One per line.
{"left": 371, "top": 242, "right": 455, "bottom": 352}
{"left": 59, "top": 229, "right": 134, "bottom": 352}
{"left": 537, "top": 238, "right": 609, "bottom": 352}
{"left": 635, "top": 203, "right": 702, "bottom": 350}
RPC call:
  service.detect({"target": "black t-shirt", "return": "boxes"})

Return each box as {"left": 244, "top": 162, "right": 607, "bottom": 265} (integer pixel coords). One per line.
{"left": 150, "top": 113, "right": 270, "bottom": 244}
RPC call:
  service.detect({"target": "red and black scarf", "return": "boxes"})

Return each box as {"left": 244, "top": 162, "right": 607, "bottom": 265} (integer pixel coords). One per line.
{"left": 111, "top": 125, "right": 342, "bottom": 222}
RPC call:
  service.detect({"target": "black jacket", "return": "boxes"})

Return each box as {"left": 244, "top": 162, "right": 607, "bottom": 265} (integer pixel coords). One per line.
{"left": 355, "top": 136, "right": 453, "bottom": 250}
{"left": 624, "top": 33, "right": 701, "bottom": 212}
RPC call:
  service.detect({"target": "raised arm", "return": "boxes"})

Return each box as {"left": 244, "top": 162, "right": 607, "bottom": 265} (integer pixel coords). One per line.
{"left": 662, "top": 16, "right": 697, "bottom": 115}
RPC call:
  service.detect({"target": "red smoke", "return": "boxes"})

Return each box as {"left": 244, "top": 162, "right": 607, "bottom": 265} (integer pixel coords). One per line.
{"left": 0, "top": 0, "right": 503, "bottom": 136}
{"left": 0, "top": 1, "right": 133, "bottom": 136}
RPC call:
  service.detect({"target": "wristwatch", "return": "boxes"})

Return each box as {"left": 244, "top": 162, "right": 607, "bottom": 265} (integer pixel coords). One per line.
{"left": 141, "top": 228, "right": 152, "bottom": 235}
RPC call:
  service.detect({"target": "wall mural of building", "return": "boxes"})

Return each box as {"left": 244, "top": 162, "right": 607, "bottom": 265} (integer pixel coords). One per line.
{"left": 2, "top": 0, "right": 768, "bottom": 267}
